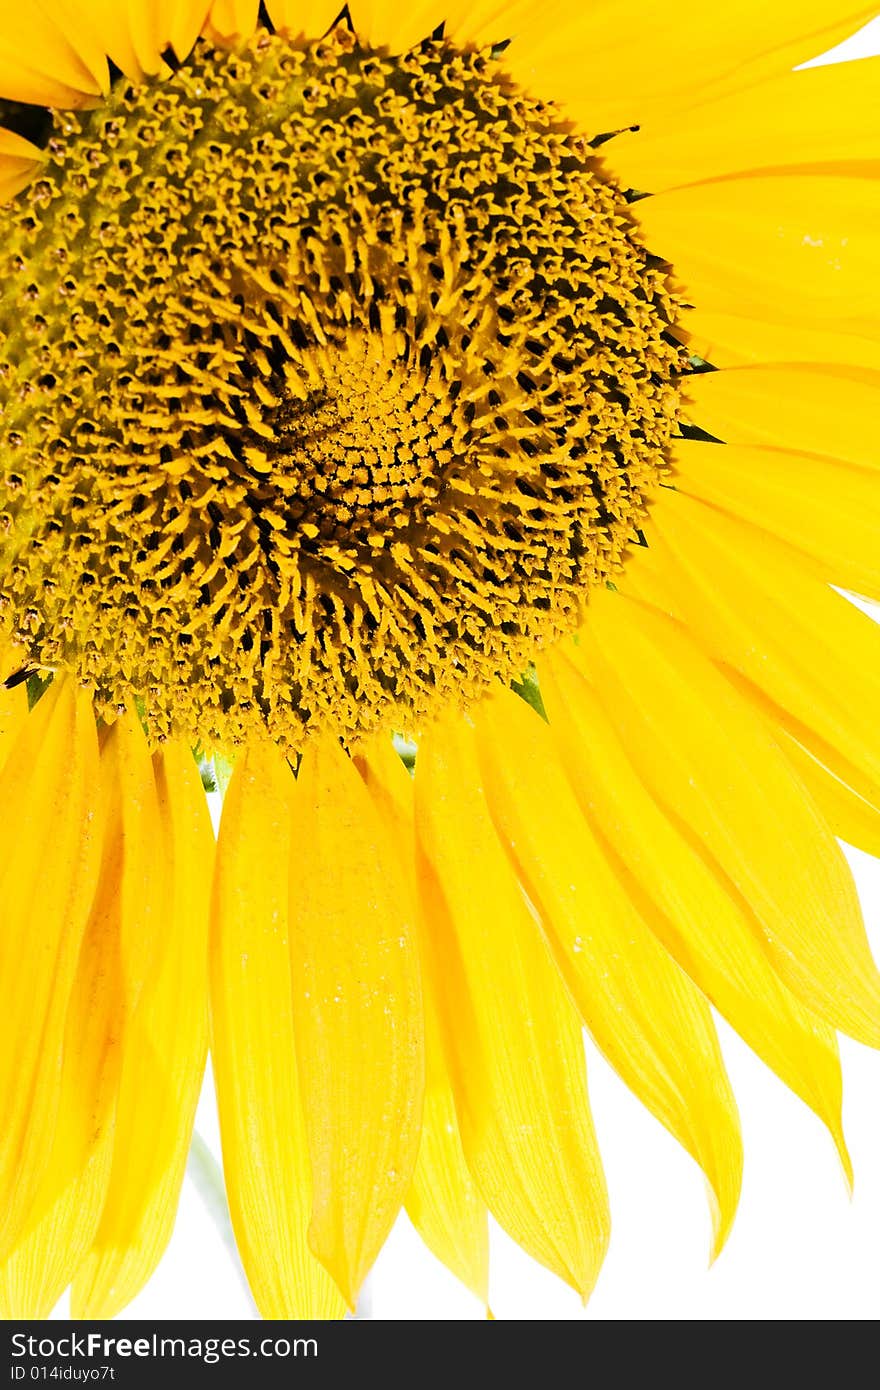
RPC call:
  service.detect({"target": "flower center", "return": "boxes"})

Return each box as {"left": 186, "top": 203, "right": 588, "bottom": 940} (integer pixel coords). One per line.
{"left": 0, "top": 26, "right": 685, "bottom": 751}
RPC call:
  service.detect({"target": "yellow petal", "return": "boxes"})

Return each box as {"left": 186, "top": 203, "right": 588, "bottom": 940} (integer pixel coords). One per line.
{"left": 649, "top": 493, "right": 880, "bottom": 819}
{"left": 0, "top": 725, "right": 130, "bottom": 1316}
{"left": 682, "top": 306, "right": 880, "bottom": 373}
{"left": 670, "top": 438, "right": 880, "bottom": 600}
{"left": 204, "top": 0, "right": 260, "bottom": 40}
{"left": 415, "top": 713, "right": 609, "bottom": 1299}
{"left": 451, "top": 2, "right": 877, "bottom": 137}
{"left": 475, "top": 684, "right": 742, "bottom": 1255}
{"left": 83, "top": 2, "right": 141, "bottom": 79}
{"left": 606, "top": 56, "right": 880, "bottom": 193}
{"left": 636, "top": 176, "right": 880, "bottom": 336}
{"left": 72, "top": 738, "right": 212, "bottom": 1319}
{"left": 405, "top": 1044, "right": 490, "bottom": 1306}
{"left": 55, "top": 0, "right": 187, "bottom": 81}
{"left": 99, "top": 712, "right": 169, "bottom": 1010}
{"left": 0, "top": 679, "right": 102, "bottom": 1257}
{"left": 0, "top": 920, "right": 122, "bottom": 1317}
{"left": 0, "top": 127, "right": 43, "bottom": 201}
{"left": 0, "top": 681, "right": 27, "bottom": 773}
{"left": 0, "top": 1147, "right": 113, "bottom": 1319}
{"left": 344, "top": 2, "right": 450, "bottom": 50}
{"left": 358, "top": 739, "right": 489, "bottom": 1305}
{"left": 540, "top": 650, "right": 851, "bottom": 1179}
{"left": 0, "top": 712, "right": 173, "bottom": 1313}
{"left": 125, "top": 0, "right": 211, "bottom": 70}
{"left": 0, "top": 644, "right": 18, "bottom": 681}
{"left": 30, "top": 1, "right": 120, "bottom": 88}
{"left": 0, "top": 6, "right": 104, "bottom": 104}
{"left": 265, "top": 1, "right": 326, "bottom": 37}
{"left": 210, "top": 741, "right": 345, "bottom": 1319}
{"left": 288, "top": 735, "right": 424, "bottom": 1309}
{"left": 778, "top": 733, "right": 880, "bottom": 864}
{"left": 578, "top": 592, "right": 880, "bottom": 1045}
{"left": 685, "top": 366, "right": 880, "bottom": 468}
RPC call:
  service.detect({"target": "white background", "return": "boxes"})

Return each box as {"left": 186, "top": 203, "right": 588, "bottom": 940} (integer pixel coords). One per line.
{"left": 46, "top": 13, "right": 880, "bottom": 1322}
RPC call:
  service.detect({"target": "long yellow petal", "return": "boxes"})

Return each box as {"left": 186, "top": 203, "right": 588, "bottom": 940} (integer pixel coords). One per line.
{"left": 540, "top": 650, "right": 851, "bottom": 1177}
{"left": 71, "top": 1, "right": 140, "bottom": 79}
{"left": 98, "top": 712, "right": 168, "bottom": 1010}
{"left": 415, "top": 713, "right": 609, "bottom": 1298}
{"left": 358, "top": 739, "right": 489, "bottom": 1306}
{"left": 636, "top": 176, "right": 880, "bottom": 335}
{"left": 605, "top": 56, "right": 880, "bottom": 193}
{"left": 669, "top": 438, "right": 880, "bottom": 600}
{"left": 0, "top": 1143, "right": 113, "bottom": 1319}
{"left": 0, "top": 724, "right": 131, "bottom": 1316}
{"left": 475, "top": 684, "right": 742, "bottom": 1255}
{"left": 578, "top": 593, "right": 880, "bottom": 1044}
{"left": 0, "top": 7, "right": 104, "bottom": 105}
{"left": 0, "top": 680, "right": 102, "bottom": 1257}
{"left": 0, "top": 881, "right": 124, "bottom": 1314}
{"left": 0, "top": 709, "right": 174, "bottom": 1314}
{"left": 210, "top": 741, "right": 345, "bottom": 1319}
{"left": 288, "top": 735, "right": 424, "bottom": 1309}
{"left": 682, "top": 306, "right": 880, "bottom": 373}
{"left": 405, "top": 1036, "right": 490, "bottom": 1306}
{"left": 778, "top": 733, "right": 880, "bottom": 864}
{"left": 50, "top": 0, "right": 194, "bottom": 81}
{"left": 685, "top": 366, "right": 880, "bottom": 468}
{"left": 649, "top": 493, "right": 880, "bottom": 811}
{"left": 631, "top": 533, "right": 880, "bottom": 867}
{"left": 72, "top": 738, "right": 212, "bottom": 1319}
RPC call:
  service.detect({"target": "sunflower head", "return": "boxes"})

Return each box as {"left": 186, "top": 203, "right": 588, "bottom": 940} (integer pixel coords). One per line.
{"left": 0, "top": 23, "right": 684, "bottom": 753}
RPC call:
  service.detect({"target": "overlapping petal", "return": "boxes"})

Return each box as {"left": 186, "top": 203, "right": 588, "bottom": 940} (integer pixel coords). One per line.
{"left": 646, "top": 492, "right": 880, "bottom": 812}
{"left": 684, "top": 366, "right": 880, "bottom": 467}
{"left": 72, "top": 737, "right": 212, "bottom": 1319}
{"left": 604, "top": 55, "right": 880, "bottom": 193}
{"left": 416, "top": 713, "right": 609, "bottom": 1298}
{"left": 288, "top": 736, "right": 424, "bottom": 1309}
{"left": 474, "top": 685, "right": 743, "bottom": 1254}
{"left": 683, "top": 309, "right": 880, "bottom": 372}
{"left": 0, "top": 6, "right": 105, "bottom": 105}
{"left": 540, "top": 650, "right": 851, "bottom": 1177}
{"left": 669, "top": 437, "right": 880, "bottom": 600}
{"left": 211, "top": 740, "right": 345, "bottom": 1319}
{"left": 358, "top": 740, "right": 490, "bottom": 1307}
{"left": 0, "top": 680, "right": 102, "bottom": 1259}
{"left": 577, "top": 591, "right": 880, "bottom": 1044}
{"left": 0, "top": 129, "right": 44, "bottom": 202}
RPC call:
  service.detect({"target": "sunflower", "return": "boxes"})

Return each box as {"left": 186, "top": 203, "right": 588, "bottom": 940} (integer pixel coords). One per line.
{"left": 0, "top": 0, "right": 879, "bottom": 1323}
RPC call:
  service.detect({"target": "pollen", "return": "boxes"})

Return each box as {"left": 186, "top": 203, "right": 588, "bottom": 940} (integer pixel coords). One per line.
{"left": 0, "top": 26, "right": 685, "bottom": 752}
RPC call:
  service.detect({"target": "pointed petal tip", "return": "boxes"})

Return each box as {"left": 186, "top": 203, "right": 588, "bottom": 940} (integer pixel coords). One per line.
{"left": 707, "top": 1194, "right": 736, "bottom": 1269}
{"left": 838, "top": 1136, "right": 855, "bottom": 1199}
{"left": 306, "top": 1223, "right": 362, "bottom": 1315}
{"left": 705, "top": 1139, "right": 743, "bottom": 1268}
{"left": 565, "top": 1228, "right": 609, "bottom": 1307}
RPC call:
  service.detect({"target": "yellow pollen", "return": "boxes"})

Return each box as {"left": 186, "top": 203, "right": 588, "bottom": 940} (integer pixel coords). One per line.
{"left": 0, "top": 26, "right": 685, "bottom": 751}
